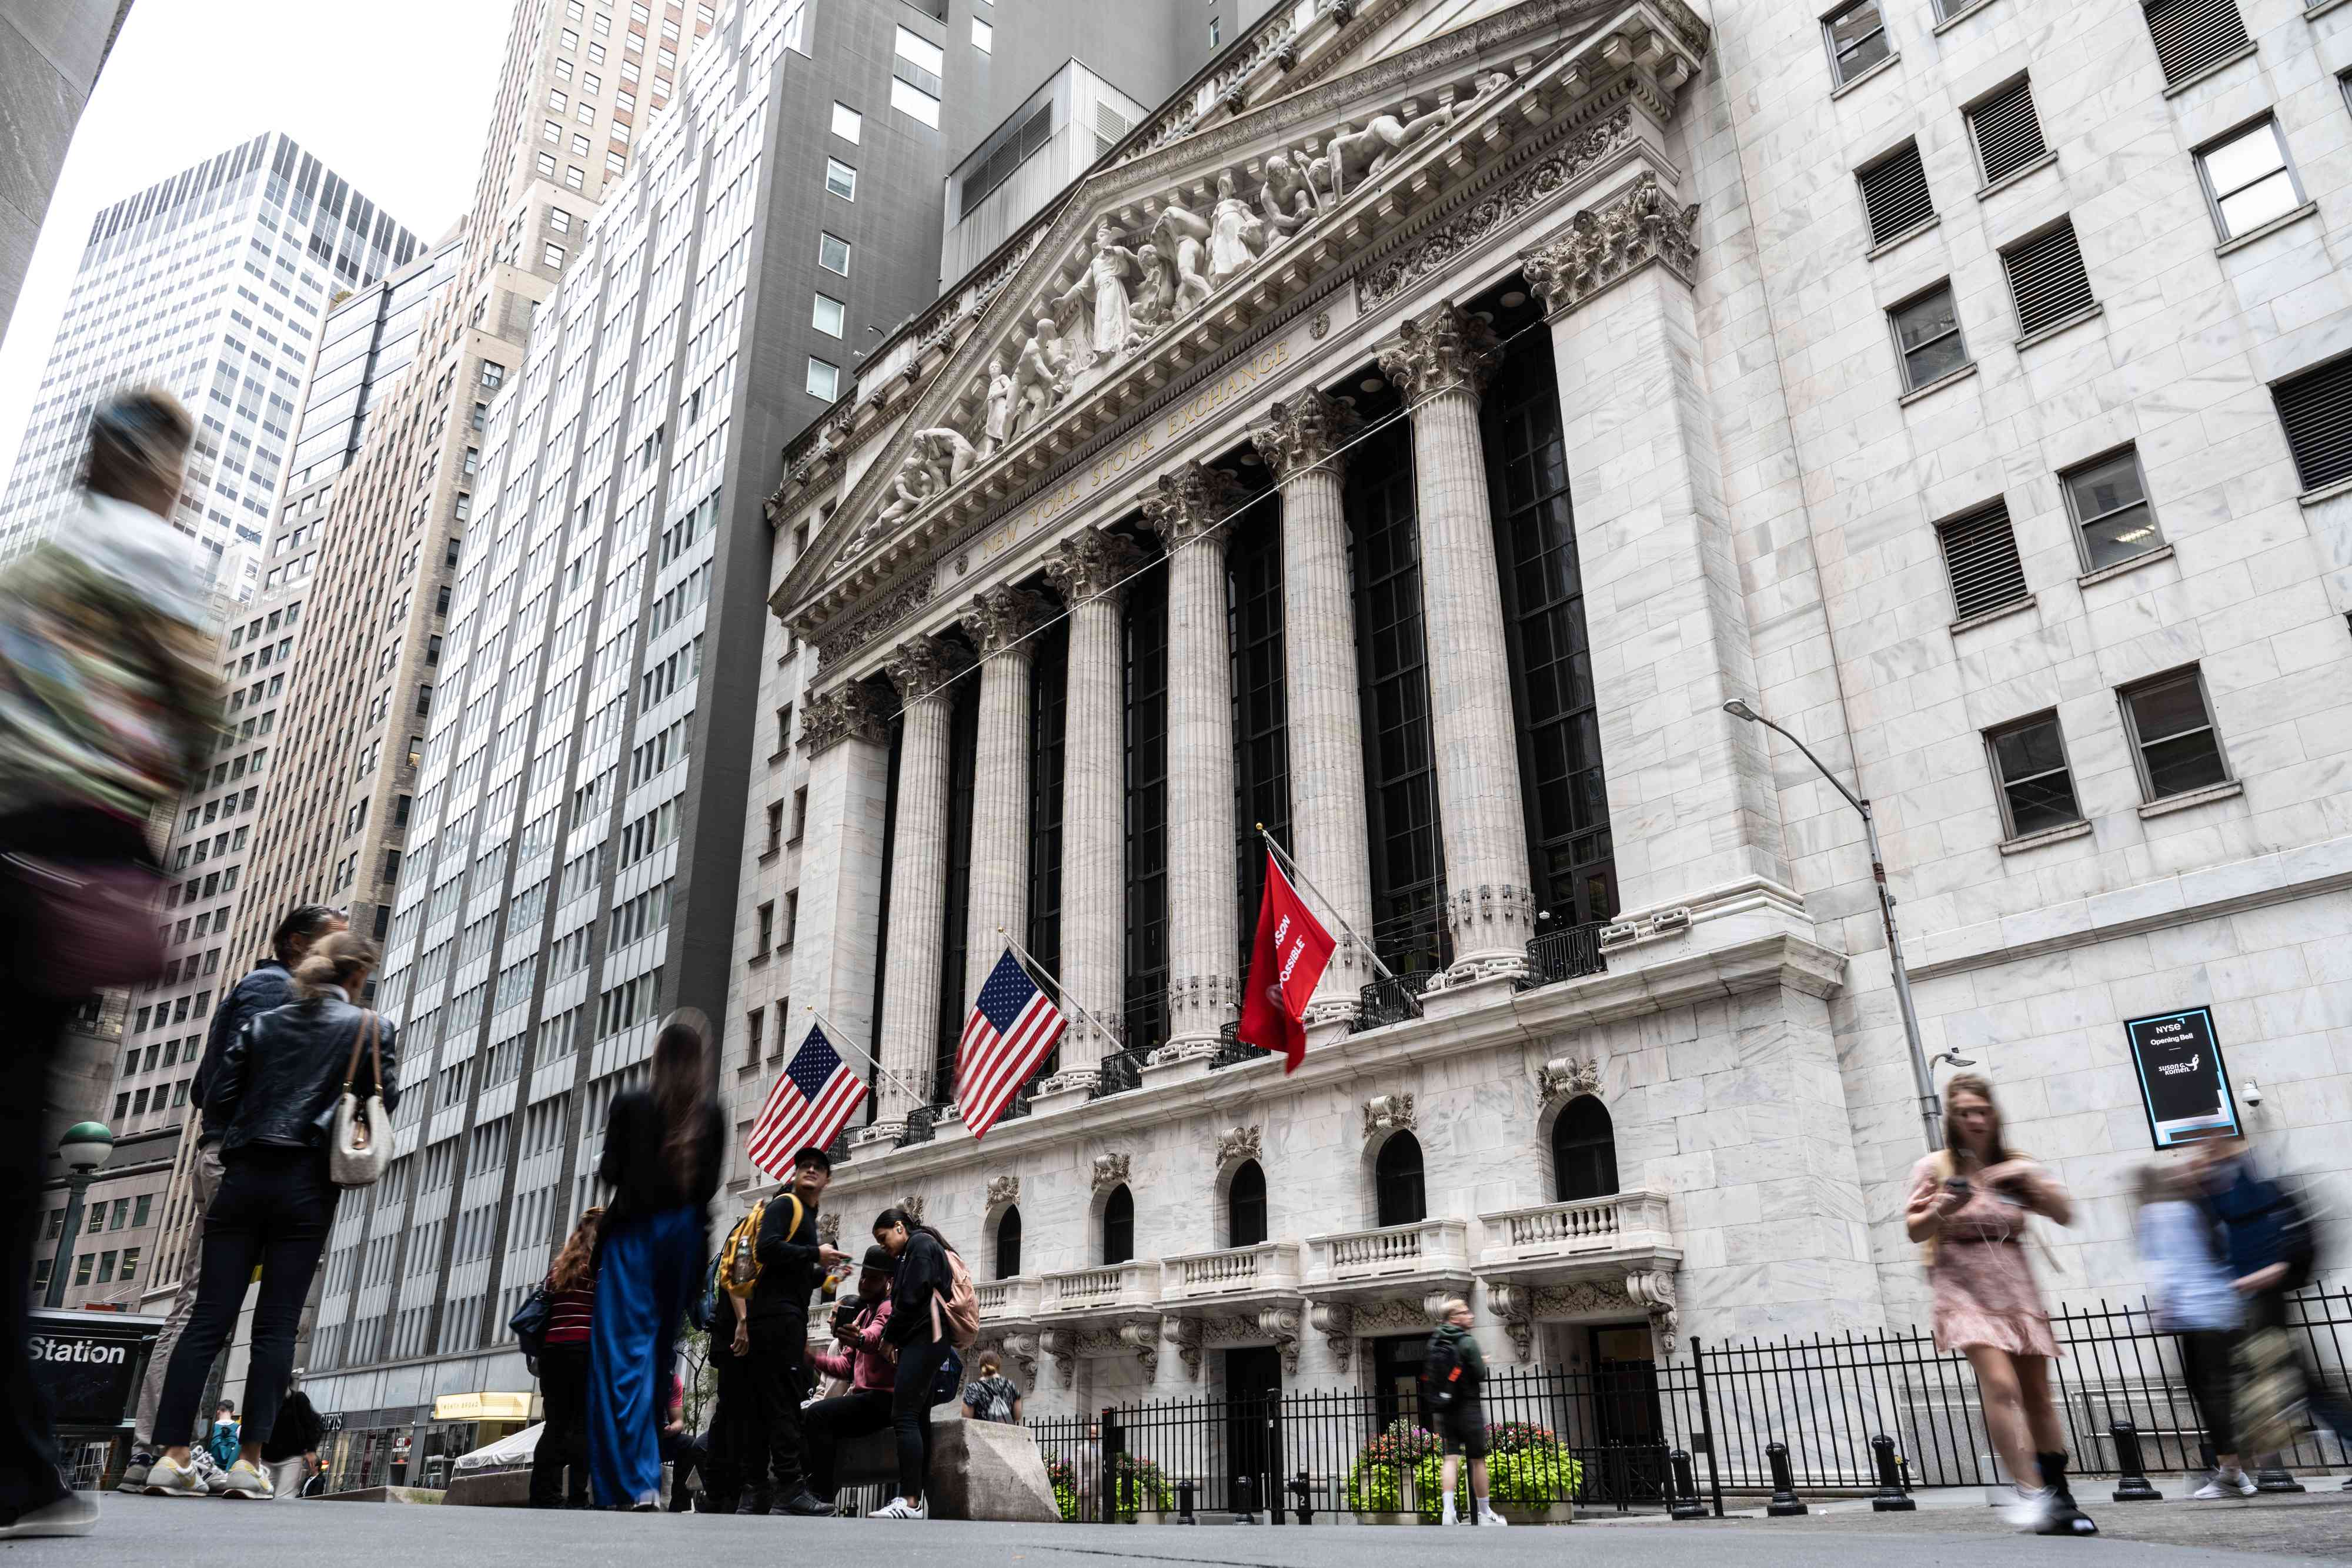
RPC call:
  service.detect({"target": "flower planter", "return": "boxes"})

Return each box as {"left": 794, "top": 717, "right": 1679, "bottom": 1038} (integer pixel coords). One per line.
{"left": 1351, "top": 1510, "right": 1425, "bottom": 1526}
{"left": 1496, "top": 1502, "right": 1575, "bottom": 1525}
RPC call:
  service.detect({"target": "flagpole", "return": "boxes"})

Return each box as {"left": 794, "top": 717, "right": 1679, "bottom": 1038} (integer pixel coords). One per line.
{"left": 1254, "top": 823, "right": 1397, "bottom": 982}
{"left": 996, "top": 926, "right": 1127, "bottom": 1054}
{"left": 803, "top": 1003, "right": 928, "bottom": 1111}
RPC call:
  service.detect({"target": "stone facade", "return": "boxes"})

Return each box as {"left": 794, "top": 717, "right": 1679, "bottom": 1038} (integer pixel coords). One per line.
{"left": 745, "top": 0, "right": 2352, "bottom": 1416}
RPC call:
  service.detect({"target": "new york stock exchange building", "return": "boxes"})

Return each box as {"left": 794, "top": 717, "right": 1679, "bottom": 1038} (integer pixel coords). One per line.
{"left": 743, "top": 0, "right": 2352, "bottom": 1449}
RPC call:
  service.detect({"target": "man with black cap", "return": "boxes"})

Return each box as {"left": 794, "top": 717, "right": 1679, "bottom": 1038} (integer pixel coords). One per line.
{"left": 743, "top": 1146, "right": 850, "bottom": 1516}
{"left": 803, "top": 1244, "right": 901, "bottom": 1510}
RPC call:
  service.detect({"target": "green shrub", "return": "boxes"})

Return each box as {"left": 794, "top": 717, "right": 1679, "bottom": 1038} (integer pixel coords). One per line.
{"left": 1344, "top": 1418, "right": 1582, "bottom": 1518}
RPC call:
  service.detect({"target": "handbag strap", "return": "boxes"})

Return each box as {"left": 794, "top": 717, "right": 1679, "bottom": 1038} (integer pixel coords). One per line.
{"left": 339, "top": 1009, "right": 383, "bottom": 1096}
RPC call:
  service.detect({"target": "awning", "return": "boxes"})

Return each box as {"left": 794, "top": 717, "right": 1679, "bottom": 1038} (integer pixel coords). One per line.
{"left": 430, "top": 1391, "right": 536, "bottom": 1422}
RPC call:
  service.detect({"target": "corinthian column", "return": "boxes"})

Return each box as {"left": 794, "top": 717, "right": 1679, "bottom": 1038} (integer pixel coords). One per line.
{"left": 1376, "top": 302, "right": 1534, "bottom": 987}
{"left": 1043, "top": 529, "right": 1144, "bottom": 1081}
{"left": 866, "top": 637, "right": 960, "bottom": 1139}
{"left": 1142, "top": 462, "right": 1242, "bottom": 1058}
{"left": 1248, "top": 390, "right": 1375, "bottom": 1026}
{"left": 961, "top": 586, "right": 1054, "bottom": 1035}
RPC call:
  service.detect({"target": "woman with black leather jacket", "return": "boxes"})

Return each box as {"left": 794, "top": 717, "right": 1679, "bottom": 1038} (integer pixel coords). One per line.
{"left": 144, "top": 932, "right": 397, "bottom": 1500}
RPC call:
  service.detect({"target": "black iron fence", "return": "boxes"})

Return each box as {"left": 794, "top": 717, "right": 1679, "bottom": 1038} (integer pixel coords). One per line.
{"left": 1021, "top": 1286, "right": 2352, "bottom": 1522}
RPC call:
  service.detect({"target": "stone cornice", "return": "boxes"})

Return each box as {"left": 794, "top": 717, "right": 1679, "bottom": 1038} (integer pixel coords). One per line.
{"left": 768, "top": 2, "right": 1709, "bottom": 656}
{"left": 810, "top": 927, "right": 1845, "bottom": 1195}
{"left": 797, "top": 679, "right": 890, "bottom": 758}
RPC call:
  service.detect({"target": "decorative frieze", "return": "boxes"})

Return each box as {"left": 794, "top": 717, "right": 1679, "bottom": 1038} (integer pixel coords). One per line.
{"left": 985, "top": 1175, "right": 1021, "bottom": 1211}
{"left": 814, "top": 574, "right": 932, "bottom": 669}
{"left": 1362, "top": 1093, "right": 1416, "bottom": 1139}
{"left": 1375, "top": 300, "right": 1503, "bottom": 403}
{"left": 1216, "top": 1124, "right": 1264, "bottom": 1169}
{"left": 1519, "top": 172, "right": 1699, "bottom": 318}
{"left": 798, "top": 680, "right": 891, "bottom": 757}
{"left": 1535, "top": 1055, "right": 1603, "bottom": 1108}
{"left": 1091, "top": 1152, "right": 1132, "bottom": 1193}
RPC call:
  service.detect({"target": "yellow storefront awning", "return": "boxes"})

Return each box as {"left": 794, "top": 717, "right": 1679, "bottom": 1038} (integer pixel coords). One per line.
{"left": 431, "top": 1391, "right": 536, "bottom": 1422}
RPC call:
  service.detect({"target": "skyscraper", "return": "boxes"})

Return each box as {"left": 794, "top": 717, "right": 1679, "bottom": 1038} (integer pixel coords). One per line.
{"left": 286, "top": 0, "right": 1195, "bottom": 1466}
{"left": 0, "top": 133, "right": 422, "bottom": 571}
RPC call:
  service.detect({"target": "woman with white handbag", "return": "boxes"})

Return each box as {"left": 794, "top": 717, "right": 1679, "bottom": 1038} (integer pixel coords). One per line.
{"left": 144, "top": 931, "right": 399, "bottom": 1501}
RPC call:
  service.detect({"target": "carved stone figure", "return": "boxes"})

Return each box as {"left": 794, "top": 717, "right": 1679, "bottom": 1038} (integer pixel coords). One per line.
{"left": 1152, "top": 201, "right": 1214, "bottom": 315}
{"left": 1207, "top": 172, "right": 1262, "bottom": 283}
{"left": 912, "top": 426, "right": 980, "bottom": 489}
{"left": 869, "top": 451, "right": 940, "bottom": 536}
{"left": 981, "top": 357, "right": 1015, "bottom": 453}
{"left": 1319, "top": 101, "right": 1454, "bottom": 202}
{"left": 1058, "top": 222, "right": 1140, "bottom": 360}
{"left": 1011, "top": 315, "right": 1068, "bottom": 435}
{"left": 1125, "top": 243, "right": 1173, "bottom": 345}
{"left": 1258, "top": 151, "right": 1318, "bottom": 250}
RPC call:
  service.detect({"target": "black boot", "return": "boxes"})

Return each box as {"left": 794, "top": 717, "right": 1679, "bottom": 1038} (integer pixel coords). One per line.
{"left": 2034, "top": 1453, "right": 2097, "bottom": 1536}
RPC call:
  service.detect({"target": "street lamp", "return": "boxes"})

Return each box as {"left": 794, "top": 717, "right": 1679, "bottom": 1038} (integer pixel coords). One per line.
{"left": 43, "top": 1121, "right": 115, "bottom": 1309}
{"left": 1722, "top": 700, "right": 1943, "bottom": 1153}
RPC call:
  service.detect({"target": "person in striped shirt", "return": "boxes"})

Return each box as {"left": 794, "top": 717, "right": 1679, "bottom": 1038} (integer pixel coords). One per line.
{"left": 530, "top": 1208, "right": 602, "bottom": 1509}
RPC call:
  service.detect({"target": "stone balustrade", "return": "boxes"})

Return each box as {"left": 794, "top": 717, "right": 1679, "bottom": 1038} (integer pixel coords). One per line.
{"left": 1476, "top": 1190, "right": 1674, "bottom": 1266}
{"left": 1305, "top": 1218, "right": 1471, "bottom": 1288}
{"left": 975, "top": 1275, "right": 1042, "bottom": 1322}
{"left": 1158, "top": 1240, "right": 1303, "bottom": 1304}
{"left": 1040, "top": 1259, "right": 1160, "bottom": 1316}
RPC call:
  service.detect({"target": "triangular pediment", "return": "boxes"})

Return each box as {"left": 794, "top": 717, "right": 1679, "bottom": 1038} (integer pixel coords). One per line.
{"left": 773, "top": 0, "right": 1709, "bottom": 644}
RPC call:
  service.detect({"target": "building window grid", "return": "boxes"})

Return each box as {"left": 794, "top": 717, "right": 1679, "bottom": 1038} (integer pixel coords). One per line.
{"left": 1966, "top": 76, "right": 2048, "bottom": 188}
{"left": 2194, "top": 117, "right": 2304, "bottom": 242}
{"left": 1822, "top": 1, "right": 1890, "bottom": 87}
{"left": 1889, "top": 282, "right": 1970, "bottom": 392}
{"left": 2060, "top": 446, "right": 2164, "bottom": 571}
{"left": 2119, "top": 667, "right": 2231, "bottom": 801}
{"left": 1986, "top": 711, "right": 2083, "bottom": 840}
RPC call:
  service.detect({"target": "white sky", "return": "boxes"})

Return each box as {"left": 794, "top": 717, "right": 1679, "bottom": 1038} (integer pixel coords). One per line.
{"left": 0, "top": 0, "right": 519, "bottom": 485}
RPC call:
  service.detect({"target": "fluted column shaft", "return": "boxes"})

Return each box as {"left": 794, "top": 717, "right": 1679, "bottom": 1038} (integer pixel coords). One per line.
{"left": 961, "top": 589, "right": 1053, "bottom": 1040}
{"left": 1045, "top": 530, "right": 1142, "bottom": 1073}
{"left": 1379, "top": 303, "right": 1535, "bottom": 981}
{"left": 870, "top": 640, "right": 957, "bottom": 1132}
{"left": 1144, "top": 464, "right": 1242, "bottom": 1055}
{"left": 1250, "top": 391, "right": 1375, "bottom": 1021}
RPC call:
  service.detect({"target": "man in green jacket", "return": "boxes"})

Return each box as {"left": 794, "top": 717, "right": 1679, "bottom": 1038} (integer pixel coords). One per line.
{"left": 1428, "top": 1300, "right": 1505, "bottom": 1526}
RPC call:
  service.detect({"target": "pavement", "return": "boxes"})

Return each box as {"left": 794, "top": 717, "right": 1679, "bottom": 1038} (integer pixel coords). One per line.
{"left": 23, "top": 1487, "right": 2350, "bottom": 1565}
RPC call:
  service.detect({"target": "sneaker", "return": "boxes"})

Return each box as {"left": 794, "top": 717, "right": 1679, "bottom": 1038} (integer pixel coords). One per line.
{"left": 218, "top": 1461, "right": 273, "bottom": 1500}
{"left": 189, "top": 1449, "right": 232, "bottom": 1495}
{"left": 0, "top": 1494, "right": 100, "bottom": 1540}
{"left": 142, "top": 1456, "right": 208, "bottom": 1499}
{"left": 2002, "top": 1484, "right": 2054, "bottom": 1530}
{"left": 869, "top": 1496, "right": 927, "bottom": 1519}
{"left": 117, "top": 1453, "right": 155, "bottom": 1494}
{"left": 2193, "top": 1468, "right": 2254, "bottom": 1500}
{"left": 1476, "top": 1505, "right": 1510, "bottom": 1526}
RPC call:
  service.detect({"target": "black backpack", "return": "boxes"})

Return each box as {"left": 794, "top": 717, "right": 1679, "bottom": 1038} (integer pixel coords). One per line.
{"left": 1421, "top": 1329, "right": 1465, "bottom": 1410}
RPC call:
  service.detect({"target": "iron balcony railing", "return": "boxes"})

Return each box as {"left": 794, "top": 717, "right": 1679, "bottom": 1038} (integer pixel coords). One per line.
{"left": 1524, "top": 921, "right": 1608, "bottom": 987}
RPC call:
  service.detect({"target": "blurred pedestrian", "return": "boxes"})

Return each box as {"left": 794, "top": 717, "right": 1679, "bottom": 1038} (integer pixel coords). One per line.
{"left": 262, "top": 1386, "right": 326, "bottom": 1502}
{"left": 0, "top": 388, "right": 222, "bottom": 1540}
{"left": 587, "top": 1011, "right": 723, "bottom": 1510}
{"left": 2196, "top": 1139, "right": 2349, "bottom": 1467}
{"left": 1906, "top": 1074, "right": 2087, "bottom": 1533}
{"left": 1426, "top": 1297, "right": 1504, "bottom": 1525}
{"left": 2136, "top": 1161, "right": 2250, "bottom": 1497}
{"left": 804, "top": 1247, "right": 899, "bottom": 1509}
{"left": 531, "top": 1206, "right": 602, "bottom": 1509}
{"left": 143, "top": 931, "right": 397, "bottom": 1500}
{"left": 960, "top": 1348, "right": 1022, "bottom": 1425}
{"left": 871, "top": 1208, "right": 964, "bottom": 1519}
{"left": 123, "top": 904, "right": 343, "bottom": 1492}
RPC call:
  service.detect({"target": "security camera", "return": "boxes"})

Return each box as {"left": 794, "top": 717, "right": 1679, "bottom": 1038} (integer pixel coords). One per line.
{"left": 2240, "top": 1081, "right": 2263, "bottom": 1109}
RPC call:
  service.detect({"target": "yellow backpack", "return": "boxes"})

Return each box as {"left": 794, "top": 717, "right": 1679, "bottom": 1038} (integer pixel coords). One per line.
{"left": 718, "top": 1194, "right": 802, "bottom": 1298}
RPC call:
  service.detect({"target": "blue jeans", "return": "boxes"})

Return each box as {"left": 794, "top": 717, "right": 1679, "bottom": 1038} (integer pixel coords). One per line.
{"left": 891, "top": 1338, "right": 952, "bottom": 1505}
{"left": 588, "top": 1207, "right": 703, "bottom": 1507}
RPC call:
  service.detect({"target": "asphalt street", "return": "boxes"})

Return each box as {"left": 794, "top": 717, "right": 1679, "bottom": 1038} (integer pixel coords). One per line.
{"left": 22, "top": 1492, "right": 2348, "bottom": 1566}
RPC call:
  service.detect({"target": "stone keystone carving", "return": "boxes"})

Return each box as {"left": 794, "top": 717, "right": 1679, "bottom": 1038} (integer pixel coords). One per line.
{"left": 1375, "top": 299, "right": 1503, "bottom": 403}
{"left": 1038, "top": 1328, "right": 1076, "bottom": 1385}
{"left": 1362, "top": 1092, "right": 1416, "bottom": 1140}
{"left": 968, "top": 584, "right": 1055, "bottom": 657}
{"left": 1308, "top": 1300, "right": 1354, "bottom": 1371}
{"left": 1118, "top": 1318, "right": 1162, "bottom": 1379}
{"left": 800, "top": 680, "right": 891, "bottom": 757}
{"left": 817, "top": 1213, "right": 841, "bottom": 1249}
{"left": 884, "top": 633, "right": 962, "bottom": 704}
{"left": 1247, "top": 387, "right": 1363, "bottom": 486}
{"left": 1162, "top": 1315, "right": 1205, "bottom": 1380}
{"left": 1043, "top": 529, "right": 1145, "bottom": 605}
{"left": 896, "top": 1194, "right": 927, "bottom": 1226}
{"left": 1216, "top": 1124, "right": 1262, "bottom": 1169}
{"left": 1140, "top": 461, "right": 1243, "bottom": 551}
{"left": 1091, "top": 1152, "right": 1131, "bottom": 1193}
{"left": 1520, "top": 173, "right": 1701, "bottom": 318}
{"left": 985, "top": 1175, "right": 1021, "bottom": 1211}
{"left": 1258, "top": 1304, "right": 1303, "bottom": 1376}
{"left": 1536, "top": 1055, "right": 1603, "bottom": 1108}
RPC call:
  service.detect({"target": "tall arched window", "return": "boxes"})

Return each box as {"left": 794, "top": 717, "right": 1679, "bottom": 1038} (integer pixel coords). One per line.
{"left": 1374, "top": 1132, "right": 1425, "bottom": 1228}
{"left": 1101, "top": 1184, "right": 1135, "bottom": 1265}
{"left": 1228, "top": 1159, "right": 1267, "bottom": 1248}
{"left": 995, "top": 1205, "right": 1023, "bottom": 1280}
{"left": 1552, "top": 1096, "right": 1619, "bottom": 1202}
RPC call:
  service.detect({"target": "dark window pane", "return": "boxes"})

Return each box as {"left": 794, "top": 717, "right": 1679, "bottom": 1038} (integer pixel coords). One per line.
{"left": 1374, "top": 1133, "right": 1426, "bottom": 1227}
{"left": 1102, "top": 1185, "right": 1134, "bottom": 1265}
{"left": 2142, "top": 731, "right": 2229, "bottom": 797}
{"left": 1552, "top": 1096, "right": 1619, "bottom": 1202}
{"left": 1896, "top": 289, "right": 1958, "bottom": 353}
{"left": 1993, "top": 717, "right": 2066, "bottom": 782}
{"left": 995, "top": 1206, "right": 1023, "bottom": 1281}
{"left": 2126, "top": 676, "right": 2210, "bottom": 745}
{"left": 2004, "top": 773, "right": 2082, "bottom": 836}
{"left": 1228, "top": 1160, "right": 1268, "bottom": 1248}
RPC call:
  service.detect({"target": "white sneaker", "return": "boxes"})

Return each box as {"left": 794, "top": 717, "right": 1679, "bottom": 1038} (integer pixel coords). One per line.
{"left": 190, "top": 1450, "right": 233, "bottom": 1494}
{"left": 1476, "top": 1504, "right": 1510, "bottom": 1526}
{"left": 2002, "top": 1485, "right": 2054, "bottom": 1530}
{"left": 0, "top": 1494, "right": 99, "bottom": 1539}
{"left": 868, "top": 1496, "right": 927, "bottom": 1519}
{"left": 218, "top": 1460, "right": 273, "bottom": 1500}
{"left": 116, "top": 1453, "right": 155, "bottom": 1495}
{"left": 1440, "top": 1501, "right": 1459, "bottom": 1526}
{"left": 2193, "top": 1467, "right": 2256, "bottom": 1499}
{"left": 142, "top": 1456, "right": 208, "bottom": 1499}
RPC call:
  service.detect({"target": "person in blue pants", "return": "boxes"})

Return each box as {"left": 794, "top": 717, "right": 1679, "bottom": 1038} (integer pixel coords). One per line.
{"left": 587, "top": 1011, "right": 723, "bottom": 1510}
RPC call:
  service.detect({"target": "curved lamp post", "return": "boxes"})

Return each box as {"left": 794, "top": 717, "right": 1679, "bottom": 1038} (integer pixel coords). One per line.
{"left": 1722, "top": 700, "right": 1943, "bottom": 1153}
{"left": 43, "top": 1121, "right": 115, "bottom": 1308}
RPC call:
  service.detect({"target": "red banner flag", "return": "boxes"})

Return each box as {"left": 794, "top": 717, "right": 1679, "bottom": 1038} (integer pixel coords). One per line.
{"left": 1237, "top": 850, "right": 1337, "bottom": 1073}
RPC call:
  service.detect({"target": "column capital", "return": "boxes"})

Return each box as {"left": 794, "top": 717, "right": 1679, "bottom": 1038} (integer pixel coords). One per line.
{"left": 800, "top": 678, "right": 891, "bottom": 757}
{"left": 1141, "top": 461, "right": 1242, "bottom": 551}
{"left": 1375, "top": 300, "right": 1504, "bottom": 405}
{"left": 883, "top": 633, "right": 964, "bottom": 704}
{"left": 1248, "top": 388, "right": 1363, "bottom": 486}
{"left": 1521, "top": 172, "right": 1700, "bottom": 317}
{"left": 1043, "top": 527, "right": 1145, "bottom": 604}
{"left": 967, "top": 584, "right": 1055, "bottom": 659}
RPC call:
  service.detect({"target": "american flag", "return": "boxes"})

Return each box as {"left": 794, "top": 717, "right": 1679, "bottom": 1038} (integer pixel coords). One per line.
{"left": 745, "top": 1024, "right": 868, "bottom": 1179}
{"left": 957, "top": 947, "right": 1066, "bottom": 1141}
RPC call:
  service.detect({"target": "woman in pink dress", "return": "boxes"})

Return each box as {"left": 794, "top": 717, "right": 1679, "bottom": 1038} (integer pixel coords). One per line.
{"left": 1905, "top": 1074, "right": 2082, "bottom": 1532}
